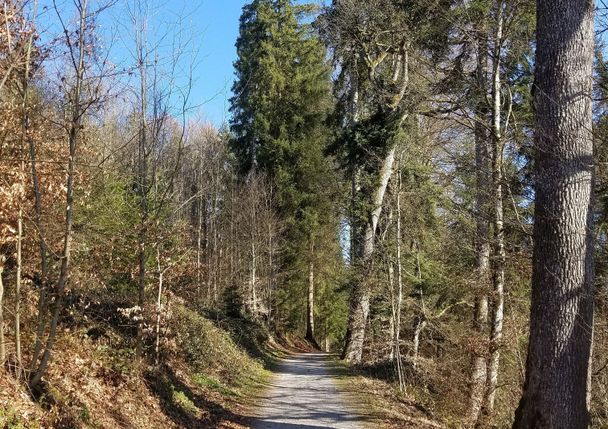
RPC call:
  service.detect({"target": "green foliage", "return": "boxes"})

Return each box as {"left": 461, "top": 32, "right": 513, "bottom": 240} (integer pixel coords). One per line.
{"left": 171, "top": 389, "right": 198, "bottom": 416}
{"left": 0, "top": 408, "right": 39, "bottom": 429}
{"left": 75, "top": 172, "right": 140, "bottom": 295}
{"left": 191, "top": 374, "right": 238, "bottom": 397}
{"left": 173, "top": 306, "right": 264, "bottom": 384}
{"left": 230, "top": 0, "right": 344, "bottom": 337}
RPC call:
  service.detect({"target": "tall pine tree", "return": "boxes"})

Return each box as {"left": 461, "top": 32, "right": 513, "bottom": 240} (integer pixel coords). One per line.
{"left": 230, "top": 0, "right": 342, "bottom": 342}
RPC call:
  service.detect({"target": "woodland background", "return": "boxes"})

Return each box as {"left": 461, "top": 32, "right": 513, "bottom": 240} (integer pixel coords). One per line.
{"left": 0, "top": 0, "right": 607, "bottom": 427}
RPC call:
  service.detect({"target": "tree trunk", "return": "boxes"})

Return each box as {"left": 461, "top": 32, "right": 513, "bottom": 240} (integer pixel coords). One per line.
{"left": 485, "top": 1, "right": 505, "bottom": 413}
{"left": 513, "top": 1, "right": 595, "bottom": 427}
{"left": 15, "top": 0, "right": 37, "bottom": 377}
{"left": 342, "top": 144, "right": 396, "bottom": 363}
{"left": 30, "top": 1, "right": 87, "bottom": 388}
{"left": 15, "top": 151, "right": 23, "bottom": 379}
{"left": 135, "top": 8, "right": 149, "bottom": 360}
{"left": 27, "top": 7, "right": 49, "bottom": 372}
{"left": 412, "top": 244, "right": 425, "bottom": 369}
{"left": 306, "top": 240, "right": 315, "bottom": 343}
{"left": 394, "top": 163, "right": 405, "bottom": 391}
{"left": 469, "top": 33, "right": 492, "bottom": 426}
{"left": 0, "top": 257, "right": 5, "bottom": 367}
{"left": 250, "top": 210, "right": 258, "bottom": 316}
{"left": 155, "top": 248, "right": 163, "bottom": 366}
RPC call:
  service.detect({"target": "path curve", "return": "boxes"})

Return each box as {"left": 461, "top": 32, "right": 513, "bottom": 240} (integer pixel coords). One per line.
{"left": 252, "top": 353, "right": 365, "bottom": 429}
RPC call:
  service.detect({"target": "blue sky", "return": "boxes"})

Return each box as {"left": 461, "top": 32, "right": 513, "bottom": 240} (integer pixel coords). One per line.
{"left": 174, "top": 0, "right": 247, "bottom": 126}
{"left": 37, "top": 0, "right": 308, "bottom": 127}
{"left": 111, "top": 0, "right": 250, "bottom": 126}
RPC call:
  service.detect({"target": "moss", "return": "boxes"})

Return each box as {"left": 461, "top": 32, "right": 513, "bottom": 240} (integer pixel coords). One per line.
{"left": 171, "top": 389, "right": 198, "bottom": 416}
{"left": 0, "top": 407, "right": 40, "bottom": 429}
{"left": 191, "top": 374, "right": 239, "bottom": 397}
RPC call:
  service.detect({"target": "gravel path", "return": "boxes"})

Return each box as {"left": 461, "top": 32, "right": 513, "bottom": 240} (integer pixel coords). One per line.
{"left": 252, "top": 353, "right": 366, "bottom": 429}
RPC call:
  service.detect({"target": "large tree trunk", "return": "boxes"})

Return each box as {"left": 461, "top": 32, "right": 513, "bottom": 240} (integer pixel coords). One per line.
{"left": 342, "top": 144, "right": 396, "bottom": 363}
{"left": 513, "top": 1, "right": 595, "bottom": 427}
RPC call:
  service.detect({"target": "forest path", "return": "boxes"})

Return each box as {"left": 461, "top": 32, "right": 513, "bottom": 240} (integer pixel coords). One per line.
{"left": 251, "top": 353, "right": 367, "bottom": 429}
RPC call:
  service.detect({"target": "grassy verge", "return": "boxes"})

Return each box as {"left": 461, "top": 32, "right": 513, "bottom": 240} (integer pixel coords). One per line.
{"left": 330, "top": 358, "right": 446, "bottom": 429}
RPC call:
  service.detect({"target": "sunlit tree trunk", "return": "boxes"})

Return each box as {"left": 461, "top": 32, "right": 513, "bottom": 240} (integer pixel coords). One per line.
{"left": 513, "top": 0, "right": 595, "bottom": 427}
{"left": 306, "top": 240, "right": 315, "bottom": 343}
{"left": 343, "top": 145, "right": 396, "bottom": 363}
{"left": 469, "top": 31, "right": 491, "bottom": 426}
{"left": 485, "top": 0, "right": 505, "bottom": 413}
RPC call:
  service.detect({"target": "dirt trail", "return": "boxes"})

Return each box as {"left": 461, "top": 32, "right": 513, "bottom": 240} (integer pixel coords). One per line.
{"left": 252, "top": 353, "right": 366, "bottom": 429}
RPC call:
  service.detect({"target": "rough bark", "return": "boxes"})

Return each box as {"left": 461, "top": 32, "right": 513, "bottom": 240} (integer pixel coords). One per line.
{"left": 513, "top": 0, "right": 595, "bottom": 427}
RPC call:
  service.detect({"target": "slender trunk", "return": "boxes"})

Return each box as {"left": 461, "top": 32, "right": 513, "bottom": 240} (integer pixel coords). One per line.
{"left": 412, "top": 245, "right": 425, "bottom": 367}
{"left": 135, "top": 13, "right": 149, "bottom": 360}
{"left": 28, "top": 54, "right": 49, "bottom": 374}
{"left": 250, "top": 198, "right": 258, "bottom": 315}
{"left": 0, "top": 258, "right": 5, "bottom": 367}
{"left": 30, "top": 1, "right": 87, "bottom": 388}
{"left": 155, "top": 248, "right": 163, "bottom": 366}
{"left": 28, "top": 141, "right": 48, "bottom": 373}
{"left": 342, "top": 145, "right": 396, "bottom": 363}
{"left": 468, "top": 30, "right": 492, "bottom": 427}
{"left": 394, "top": 166, "right": 404, "bottom": 391}
{"left": 485, "top": 1, "right": 505, "bottom": 413}
{"left": 267, "top": 217, "right": 273, "bottom": 324}
{"left": 388, "top": 260, "right": 395, "bottom": 362}
{"left": 15, "top": 1, "right": 36, "bottom": 378}
{"left": 513, "top": 0, "right": 595, "bottom": 427}
{"left": 306, "top": 240, "right": 315, "bottom": 343}
{"left": 15, "top": 174, "right": 23, "bottom": 378}
{"left": 197, "top": 196, "right": 203, "bottom": 293}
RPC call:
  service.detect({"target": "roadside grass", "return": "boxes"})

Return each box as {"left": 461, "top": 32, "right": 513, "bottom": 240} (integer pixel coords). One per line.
{"left": 329, "top": 357, "right": 446, "bottom": 429}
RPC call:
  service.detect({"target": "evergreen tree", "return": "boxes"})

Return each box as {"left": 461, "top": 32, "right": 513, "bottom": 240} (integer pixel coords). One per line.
{"left": 230, "top": 0, "right": 342, "bottom": 340}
